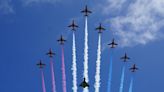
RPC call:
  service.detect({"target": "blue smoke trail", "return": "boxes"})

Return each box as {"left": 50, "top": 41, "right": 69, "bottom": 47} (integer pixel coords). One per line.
{"left": 128, "top": 76, "right": 134, "bottom": 92}
{"left": 107, "top": 49, "right": 113, "bottom": 92}
{"left": 119, "top": 65, "right": 125, "bottom": 92}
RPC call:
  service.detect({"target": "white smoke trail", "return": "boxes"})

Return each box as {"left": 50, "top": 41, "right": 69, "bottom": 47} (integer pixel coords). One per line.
{"left": 72, "top": 32, "right": 78, "bottom": 92}
{"left": 94, "top": 34, "right": 102, "bottom": 92}
{"left": 83, "top": 17, "right": 89, "bottom": 92}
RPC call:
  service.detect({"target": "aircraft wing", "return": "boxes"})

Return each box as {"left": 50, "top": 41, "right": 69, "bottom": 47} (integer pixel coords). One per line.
{"left": 86, "top": 84, "right": 89, "bottom": 87}
{"left": 88, "top": 10, "right": 92, "bottom": 13}
{"left": 120, "top": 57, "right": 125, "bottom": 59}
{"left": 129, "top": 68, "right": 135, "bottom": 72}
{"left": 42, "top": 63, "right": 45, "bottom": 65}
{"left": 46, "top": 52, "right": 49, "bottom": 55}
{"left": 114, "top": 43, "right": 118, "bottom": 45}
{"left": 95, "top": 27, "right": 100, "bottom": 30}
{"left": 81, "top": 10, "right": 85, "bottom": 13}
{"left": 102, "top": 27, "right": 105, "bottom": 30}
{"left": 68, "top": 25, "right": 72, "bottom": 27}
{"left": 37, "top": 64, "right": 40, "bottom": 66}
{"left": 75, "top": 25, "right": 79, "bottom": 27}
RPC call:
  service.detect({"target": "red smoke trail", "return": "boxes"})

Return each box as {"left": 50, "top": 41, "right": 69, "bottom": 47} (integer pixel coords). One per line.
{"left": 41, "top": 70, "right": 47, "bottom": 92}
{"left": 50, "top": 59, "right": 56, "bottom": 92}
{"left": 61, "top": 46, "right": 67, "bottom": 92}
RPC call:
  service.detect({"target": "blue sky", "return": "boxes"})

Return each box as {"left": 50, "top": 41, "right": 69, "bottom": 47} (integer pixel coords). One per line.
{"left": 0, "top": 0, "right": 164, "bottom": 92}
